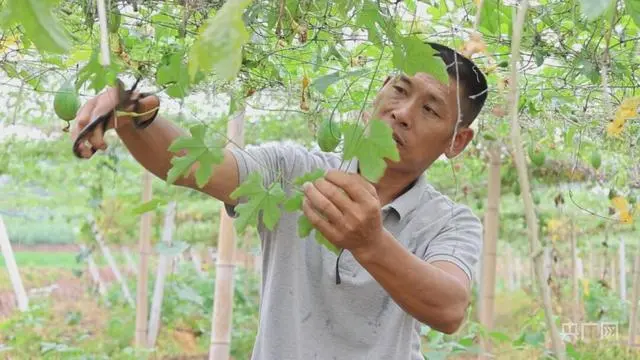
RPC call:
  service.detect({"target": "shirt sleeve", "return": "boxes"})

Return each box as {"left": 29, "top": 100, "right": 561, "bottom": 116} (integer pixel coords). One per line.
{"left": 422, "top": 205, "right": 483, "bottom": 284}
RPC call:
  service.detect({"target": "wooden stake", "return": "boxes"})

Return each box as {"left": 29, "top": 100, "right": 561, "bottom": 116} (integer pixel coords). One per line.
{"left": 122, "top": 246, "right": 138, "bottom": 275}
{"left": 619, "top": 237, "right": 626, "bottom": 302}
{"left": 209, "top": 106, "right": 245, "bottom": 360}
{"left": 148, "top": 201, "right": 177, "bottom": 347}
{"left": 570, "top": 220, "right": 580, "bottom": 323}
{"left": 91, "top": 220, "right": 135, "bottom": 307}
{"left": 81, "top": 245, "right": 107, "bottom": 297}
{"left": 190, "top": 246, "right": 206, "bottom": 277}
{"left": 506, "top": 0, "right": 565, "bottom": 357}
{"left": 478, "top": 144, "right": 501, "bottom": 358}
{"left": 628, "top": 245, "right": 640, "bottom": 347}
{"left": 135, "top": 170, "right": 153, "bottom": 348}
{"left": 0, "top": 216, "right": 29, "bottom": 312}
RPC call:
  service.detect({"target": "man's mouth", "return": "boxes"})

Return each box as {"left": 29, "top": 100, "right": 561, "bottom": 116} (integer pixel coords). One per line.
{"left": 392, "top": 133, "right": 404, "bottom": 146}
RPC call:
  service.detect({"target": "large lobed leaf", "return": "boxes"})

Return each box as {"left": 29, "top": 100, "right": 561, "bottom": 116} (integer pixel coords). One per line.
{"left": 166, "top": 125, "right": 225, "bottom": 188}
{"left": 1, "top": 0, "right": 72, "bottom": 54}
{"left": 188, "top": 0, "right": 253, "bottom": 82}
{"left": 578, "top": 0, "right": 615, "bottom": 21}
{"left": 392, "top": 36, "right": 448, "bottom": 84}
{"left": 342, "top": 119, "right": 400, "bottom": 183}
{"left": 626, "top": 0, "right": 640, "bottom": 27}
{"left": 229, "top": 172, "right": 286, "bottom": 233}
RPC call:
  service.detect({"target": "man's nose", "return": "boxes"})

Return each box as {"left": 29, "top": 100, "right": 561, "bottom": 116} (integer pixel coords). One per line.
{"left": 391, "top": 104, "right": 413, "bottom": 129}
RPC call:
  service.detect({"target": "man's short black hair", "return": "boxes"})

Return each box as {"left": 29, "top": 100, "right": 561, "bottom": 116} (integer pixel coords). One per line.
{"left": 426, "top": 42, "right": 488, "bottom": 127}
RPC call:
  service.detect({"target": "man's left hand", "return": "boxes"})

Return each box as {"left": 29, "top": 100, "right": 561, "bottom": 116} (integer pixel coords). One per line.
{"left": 301, "top": 169, "right": 385, "bottom": 256}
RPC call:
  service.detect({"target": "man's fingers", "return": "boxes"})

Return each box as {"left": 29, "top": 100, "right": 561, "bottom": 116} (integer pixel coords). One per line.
{"left": 325, "top": 169, "right": 376, "bottom": 201}
{"left": 312, "top": 178, "right": 352, "bottom": 214}
{"left": 303, "top": 181, "right": 343, "bottom": 225}
{"left": 302, "top": 197, "right": 340, "bottom": 242}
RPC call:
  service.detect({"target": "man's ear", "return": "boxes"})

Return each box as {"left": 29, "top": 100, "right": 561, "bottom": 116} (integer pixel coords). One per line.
{"left": 444, "top": 127, "right": 474, "bottom": 159}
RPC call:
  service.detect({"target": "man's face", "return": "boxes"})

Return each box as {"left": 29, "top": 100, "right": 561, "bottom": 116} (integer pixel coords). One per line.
{"left": 369, "top": 72, "right": 474, "bottom": 174}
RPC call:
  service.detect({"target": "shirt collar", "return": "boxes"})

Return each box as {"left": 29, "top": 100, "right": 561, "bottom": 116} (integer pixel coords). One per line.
{"left": 342, "top": 158, "right": 427, "bottom": 221}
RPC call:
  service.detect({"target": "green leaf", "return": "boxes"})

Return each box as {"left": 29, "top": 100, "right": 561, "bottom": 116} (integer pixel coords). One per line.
{"left": 579, "top": 0, "right": 615, "bottom": 20}
{"left": 565, "top": 342, "right": 580, "bottom": 359}
{"left": 188, "top": 0, "right": 252, "bottom": 82}
{"left": 488, "top": 331, "right": 511, "bottom": 343}
{"left": 166, "top": 125, "right": 224, "bottom": 188}
{"left": 355, "top": 0, "right": 387, "bottom": 46}
{"left": 229, "top": 172, "right": 286, "bottom": 232}
{"left": 157, "top": 52, "right": 190, "bottom": 98}
{"left": 155, "top": 241, "right": 190, "bottom": 257}
{"left": 283, "top": 191, "right": 303, "bottom": 212}
{"left": 293, "top": 169, "right": 326, "bottom": 186}
{"left": 342, "top": 119, "right": 400, "bottom": 183}
{"left": 392, "top": 36, "right": 448, "bottom": 84}
{"left": 77, "top": 48, "right": 120, "bottom": 93}
{"left": 297, "top": 214, "right": 314, "bottom": 237}
{"left": 311, "top": 69, "right": 367, "bottom": 94}
{"left": 315, "top": 231, "right": 340, "bottom": 255}
{"left": 625, "top": 0, "right": 640, "bottom": 27}
{"left": 2, "top": 0, "right": 72, "bottom": 54}
{"left": 478, "top": 0, "right": 512, "bottom": 36}
{"left": 131, "top": 198, "right": 167, "bottom": 215}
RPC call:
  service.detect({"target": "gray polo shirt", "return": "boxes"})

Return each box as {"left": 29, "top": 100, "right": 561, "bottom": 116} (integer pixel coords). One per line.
{"left": 225, "top": 142, "right": 482, "bottom": 360}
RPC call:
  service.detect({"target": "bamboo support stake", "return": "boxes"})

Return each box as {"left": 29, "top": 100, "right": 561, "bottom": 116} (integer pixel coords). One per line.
{"left": 91, "top": 220, "right": 135, "bottom": 307}
{"left": 81, "top": 245, "right": 107, "bottom": 297}
{"left": 570, "top": 221, "right": 580, "bottom": 323}
{"left": 478, "top": 144, "right": 501, "bottom": 358}
{"left": 506, "top": 1, "right": 565, "bottom": 358}
{"left": 619, "top": 237, "right": 626, "bottom": 301}
{"left": 0, "top": 216, "right": 29, "bottom": 312}
{"left": 191, "top": 247, "right": 206, "bottom": 277}
{"left": 135, "top": 170, "right": 153, "bottom": 348}
{"left": 148, "top": 201, "right": 177, "bottom": 347}
{"left": 611, "top": 257, "right": 617, "bottom": 294}
{"left": 209, "top": 106, "right": 245, "bottom": 360}
{"left": 122, "top": 246, "right": 138, "bottom": 275}
{"left": 628, "top": 245, "right": 640, "bottom": 347}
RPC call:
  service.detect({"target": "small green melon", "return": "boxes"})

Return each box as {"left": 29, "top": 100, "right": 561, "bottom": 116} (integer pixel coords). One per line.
{"left": 317, "top": 118, "right": 341, "bottom": 152}
{"left": 54, "top": 80, "right": 81, "bottom": 121}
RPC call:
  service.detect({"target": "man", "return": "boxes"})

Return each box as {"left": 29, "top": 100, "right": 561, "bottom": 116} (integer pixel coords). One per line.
{"left": 71, "top": 41, "right": 488, "bottom": 359}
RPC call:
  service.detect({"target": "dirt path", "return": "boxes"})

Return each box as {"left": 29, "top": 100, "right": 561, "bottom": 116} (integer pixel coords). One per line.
{"left": 0, "top": 265, "right": 118, "bottom": 319}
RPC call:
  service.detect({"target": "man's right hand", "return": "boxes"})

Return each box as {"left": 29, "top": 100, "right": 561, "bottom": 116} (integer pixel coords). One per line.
{"left": 71, "top": 85, "right": 159, "bottom": 159}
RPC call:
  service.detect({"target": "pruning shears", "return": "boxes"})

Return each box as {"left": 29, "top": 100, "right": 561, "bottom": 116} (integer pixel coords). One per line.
{"left": 72, "top": 77, "right": 159, "bottom": 158}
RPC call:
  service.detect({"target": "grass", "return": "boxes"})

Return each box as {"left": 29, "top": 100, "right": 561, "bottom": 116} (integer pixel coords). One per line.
{"left": 0, "top": 251, "right": 79, "bottom": 268}
{"left": 0, "top": 250, "right": 131, "bottom": 268}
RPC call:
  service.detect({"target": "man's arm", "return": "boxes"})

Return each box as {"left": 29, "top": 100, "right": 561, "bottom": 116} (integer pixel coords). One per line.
{"left": 300, "top": 170, "right": 479, "bottom": 334}
{"left": 71, "top": 86, "right": 241, "bottom": 205}
{"left": 352, "top": 231, "right": 471, "bottom": 334}
{"left": 115, "top": 116, "right": 241, "bottom": 205}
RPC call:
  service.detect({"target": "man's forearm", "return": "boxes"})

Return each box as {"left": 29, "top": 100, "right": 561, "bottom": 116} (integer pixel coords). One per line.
{"left": 115, "top": 115, "right": 187, "bottom": 181}
{"left": 352, "top": 230, "right": 470, "bottom": 334}
{"left": 114, "top": 115, "right": 241, "bottom": 205}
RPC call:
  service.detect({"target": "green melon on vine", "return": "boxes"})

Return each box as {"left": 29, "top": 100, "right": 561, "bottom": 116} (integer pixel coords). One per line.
{"left": 528, "top": 146, "right": 545, "bottom": 167}
{"left": 316, "top": 117, "right": 342, "bottom": 152}
{"left": 590, "top": 150, "right": 601, "bottom": 170}
{"left": 54, "top": 79, "right": 81, "bottom": 122}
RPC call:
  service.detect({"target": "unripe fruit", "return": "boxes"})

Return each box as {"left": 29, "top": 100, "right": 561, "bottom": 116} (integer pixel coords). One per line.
{"left": 317, "top": 118, "right": 341, "bottom": 152}
{"left": 590, "top": 150, "right": 601, "bottom": 170}
{"left": 54, "top": 79, "right": 81, "bottom": 121}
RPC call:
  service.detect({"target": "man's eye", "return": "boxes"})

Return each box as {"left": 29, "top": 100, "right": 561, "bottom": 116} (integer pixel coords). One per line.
{"left": 424, "top": 105, "right": 438, "bottom": 117}
{"left": 392, "top": 86, "right": 406, "bottom": 94}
